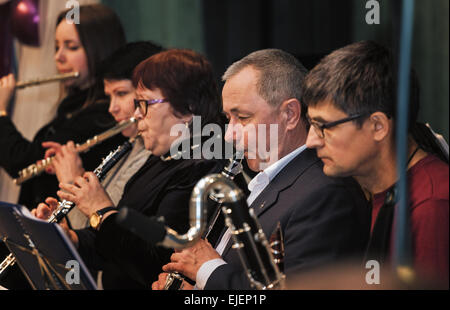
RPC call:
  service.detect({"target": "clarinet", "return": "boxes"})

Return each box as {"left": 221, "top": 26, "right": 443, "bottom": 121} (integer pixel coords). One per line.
{"left": 0, "top": 138, "right": 135, "bottom": 278}
{"left": 48, "top": 138, "right": 134, "bottom": 223}
{"left": 163, "top": 153, "right": 243, "bottom": 290}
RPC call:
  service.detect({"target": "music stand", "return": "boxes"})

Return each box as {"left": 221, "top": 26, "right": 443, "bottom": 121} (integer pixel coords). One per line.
{"left": 0, "top": 201, "right": 97, "bottom": 290}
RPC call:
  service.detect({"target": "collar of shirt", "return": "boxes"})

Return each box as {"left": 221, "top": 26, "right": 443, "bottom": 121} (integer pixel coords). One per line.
{"left": 247, "top": 144, "right": 307, "bottom": 204}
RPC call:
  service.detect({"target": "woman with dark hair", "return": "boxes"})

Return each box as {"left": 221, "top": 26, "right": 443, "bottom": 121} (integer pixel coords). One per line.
{"left": 54, "top": 4, "right": 126, "bottom": 105}
{"left": 34, "top": 49, "right": 226, "bottom": 289}
{"left": 0, "top": 4, "right": 127, "bottom": 210}
{"left": 44, "top": 41, "right": 164, "bottom": 231}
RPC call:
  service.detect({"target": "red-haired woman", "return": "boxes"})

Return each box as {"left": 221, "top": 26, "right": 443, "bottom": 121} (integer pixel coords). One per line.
{"left": 35, "top": 49, "right": 227, "bottom": 289}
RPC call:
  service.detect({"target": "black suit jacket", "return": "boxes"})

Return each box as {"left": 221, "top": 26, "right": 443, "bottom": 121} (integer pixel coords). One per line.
{"left": 205, "top": 148, "right": 371, "bottom": 289}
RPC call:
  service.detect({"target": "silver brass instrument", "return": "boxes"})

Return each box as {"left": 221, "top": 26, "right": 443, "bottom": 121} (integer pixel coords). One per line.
{"left": 157, "top": 150, "right": 284, "bottom": 289}
{"left": 163, "top": 153, "right": 243, "bottom": 290}
{"left": 15, "top": 72, "right": 80, "bottom": 89}
{"left": 0, "top": 138, "right": 136, "bottom": 279}
{"left": 13, "top": 117, "right": 137, "bottom": 185}
{"left": 156, "top": 154, "right": 243, "bottom": 250}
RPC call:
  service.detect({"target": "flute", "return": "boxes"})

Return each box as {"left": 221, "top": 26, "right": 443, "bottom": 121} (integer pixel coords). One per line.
{"left": 15, "top": 72, "right": 80, "bottom": 89}
{"left": 13, "top": 117, "right": 137, "bottom": 185}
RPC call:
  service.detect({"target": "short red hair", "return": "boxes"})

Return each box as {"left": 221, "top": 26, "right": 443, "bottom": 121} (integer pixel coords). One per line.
{"left": 132, "top": 49, "right": 222, "bottom": 127}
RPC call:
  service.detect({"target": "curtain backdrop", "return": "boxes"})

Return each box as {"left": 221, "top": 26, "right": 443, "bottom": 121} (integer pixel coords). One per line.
{"left": 352, "top": 0, "right": 449, "bottom": 140}
{"left": 201, "top": 0, "right": 354, "bottom": 86}
{"left": 103, "top": 0, "right": 448, "bottom": 141}
{"left": 1, "top": 0, "right": 448, "bottom": 203}
{"left": 102, "top": 0, "right": 205, "bottom": 52}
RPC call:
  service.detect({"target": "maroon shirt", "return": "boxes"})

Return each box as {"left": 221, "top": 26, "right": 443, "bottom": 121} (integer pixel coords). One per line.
{"left": 372, "top": 154, "right": 449, "bottom": 283}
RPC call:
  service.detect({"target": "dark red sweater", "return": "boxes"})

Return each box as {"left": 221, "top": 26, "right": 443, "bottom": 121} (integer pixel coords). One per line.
{"left": 372, "top": 154, "right": 449, "bottom": 283}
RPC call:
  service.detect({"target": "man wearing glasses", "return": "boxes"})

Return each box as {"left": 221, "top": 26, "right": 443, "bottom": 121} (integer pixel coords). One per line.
{"left": 303, "top": 41, "right": 449, "bottom": 286}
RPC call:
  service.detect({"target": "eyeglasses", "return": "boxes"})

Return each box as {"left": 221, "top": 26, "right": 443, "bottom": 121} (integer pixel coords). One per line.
{"left": 134, "top": 98, "right": 168, "bottom": 116}
{"left": 307, "top": 113, "right": 367, "bottom": 139}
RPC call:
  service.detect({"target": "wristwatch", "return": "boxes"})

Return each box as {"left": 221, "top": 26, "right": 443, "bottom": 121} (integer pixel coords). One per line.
{"left": 89, "top": 206, "right": 116, "bottom": 230}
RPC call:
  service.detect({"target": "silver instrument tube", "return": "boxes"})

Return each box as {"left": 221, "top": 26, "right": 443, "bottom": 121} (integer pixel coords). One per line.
{"left": 159, "top": 174, "right": 245, "bottom": 250}
{"left": 159, "top": 153, "right": 243, "bottom": 250}
{"left": 161, "top": 174, "right": 244, "bottom": 289}
{"left": 161, "top": 164, "right": 285, "bottom": 290}
{"left": 15, "top": 72, "right": 80, "bottom": 89}
{"left": 163, "top": 154, "right": 243, "bottom": 289}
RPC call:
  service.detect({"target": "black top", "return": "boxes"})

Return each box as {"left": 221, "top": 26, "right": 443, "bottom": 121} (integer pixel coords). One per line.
{"left": 76, "top": 154, "right": 226, "bottom": 289}
{"left": 0, "top": 89, "right": 125, "bottom": 209}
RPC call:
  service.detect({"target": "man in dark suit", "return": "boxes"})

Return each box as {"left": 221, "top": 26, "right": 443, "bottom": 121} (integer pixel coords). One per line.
{"left": 152, "top": 49, "right": 371, "bottom": 290}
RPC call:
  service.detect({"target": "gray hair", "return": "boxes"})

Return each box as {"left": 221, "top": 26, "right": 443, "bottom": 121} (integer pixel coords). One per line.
{"left": 222, "top": 49, "right": 308, "bottom": 108}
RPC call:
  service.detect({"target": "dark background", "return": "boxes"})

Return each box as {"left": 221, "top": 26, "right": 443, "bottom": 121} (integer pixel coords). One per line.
{"left": 102, "top": 0, "right": 449, "bottom": 140}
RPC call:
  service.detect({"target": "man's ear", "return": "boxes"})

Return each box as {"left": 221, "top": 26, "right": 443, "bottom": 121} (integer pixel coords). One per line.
{"left": 280, "top": 98, "right": 301, "bottom": 130}
{"left": 369, "top": 112, "right": 391, "bottom": 142}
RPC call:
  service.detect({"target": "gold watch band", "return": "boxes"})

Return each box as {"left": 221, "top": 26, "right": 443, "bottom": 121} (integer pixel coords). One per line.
{"left": 0, "top": 110, "right": 7, "bottom": 117}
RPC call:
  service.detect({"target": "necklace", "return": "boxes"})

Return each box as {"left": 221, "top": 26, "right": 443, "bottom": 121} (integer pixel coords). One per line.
{"left": 381, "top": 146, "right": 421, "bottom": 204}
{"left": 407, "top": 146, "right": 420, "bottom": 168}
